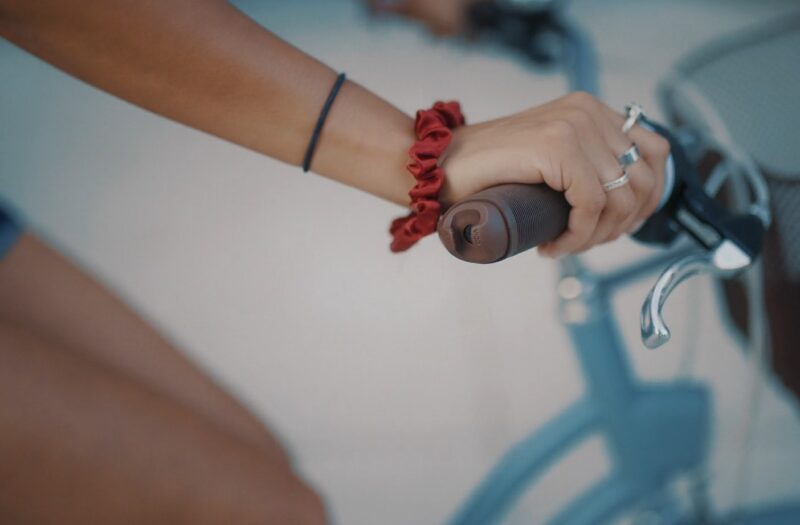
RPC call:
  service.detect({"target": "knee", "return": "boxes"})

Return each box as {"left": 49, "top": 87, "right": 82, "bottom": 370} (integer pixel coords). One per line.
{"left": 257, "top": 477, "right": 328, "bottom": 525}
{"left": 162, "top": 470, "right": 329, "bottom": 525}
{"left": 289, "top": 483, "right": 329, "bottom": 525}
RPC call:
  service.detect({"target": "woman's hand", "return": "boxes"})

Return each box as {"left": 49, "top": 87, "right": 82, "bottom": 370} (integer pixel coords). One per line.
{"left": 366, "top": 0, "right": 477, "bottom": 36}
{"left": 2, "top": 0, "right": 669, "bottom": 259}
{"left": 440, "top": 92, "right": 671, "bottom": 257}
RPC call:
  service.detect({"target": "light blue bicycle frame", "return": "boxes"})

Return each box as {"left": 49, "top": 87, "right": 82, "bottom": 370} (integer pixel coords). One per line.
{"left": 445, "top": 17, "right": 799, "bottom": 525}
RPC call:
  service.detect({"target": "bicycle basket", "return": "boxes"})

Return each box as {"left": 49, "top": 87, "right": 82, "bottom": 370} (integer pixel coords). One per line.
{"left": 659, "top": 14, "right": 800, "bottom": 401}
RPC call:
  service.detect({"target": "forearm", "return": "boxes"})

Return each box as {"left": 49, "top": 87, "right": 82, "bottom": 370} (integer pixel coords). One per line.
{"left": 0, "top": 1, "right": 670, "bottom": 256}
{"left": 0, "top": 0, "right": 415, "bottom": 204}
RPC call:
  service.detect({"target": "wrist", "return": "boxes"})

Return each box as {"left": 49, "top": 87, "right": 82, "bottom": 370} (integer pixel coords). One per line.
{"left": 438, "top": 122, "right": 491, "bottom": 206}
{"left": 309, "top": 80, "right": 416, "bottom": 205}
{"left": 389, "top": 101, "right": 465, "bottom": 252}
{"left": 438, "top": 125, "right": 469, "bottom": 207}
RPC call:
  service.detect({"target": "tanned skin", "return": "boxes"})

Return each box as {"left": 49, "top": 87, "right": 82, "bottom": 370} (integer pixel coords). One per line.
{"left": 0, "top": 1, "right": 669, "bottom": 521}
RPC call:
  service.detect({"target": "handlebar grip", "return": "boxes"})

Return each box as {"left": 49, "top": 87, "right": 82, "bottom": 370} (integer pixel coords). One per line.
{"left": 437, "top": 184, "right": 569, "bottom": 264}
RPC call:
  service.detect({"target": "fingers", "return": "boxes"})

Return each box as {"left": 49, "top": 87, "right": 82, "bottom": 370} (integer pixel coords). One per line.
{"left": 447, "top": 92, "right": 671, "bottom": 258}
{"left": 618, "top": 159, "right": 658, "bottom": 236}
{"left": 543, "top": 94, "right": 652, "bottom": 252}
{"left": 565, "top": 99, "right": 667, "bottom": 241}
{"left": 571, "top": 128, "right": 637, "bottom": 247}
{"left": 595, "top": 121, "right": 659, "bottom": 238}
{"left": 628, "top": 125, "right": 670, "bottom": 221}
{"left": 594, "top": 169, "right": 638, "bottom": 245}
{"left": 601, "top": 104, "right": 670, "bottom": 225}
{"left": 538, "top": 144, "right": 606, "bottom": 258}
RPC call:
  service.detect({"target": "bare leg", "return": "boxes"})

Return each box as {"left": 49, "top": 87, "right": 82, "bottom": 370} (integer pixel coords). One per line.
{"left": 0, "top": 234, "right": 287, "bottom": 463}
{"left": 0, "top": 321, "right": 327, "bottom": 524}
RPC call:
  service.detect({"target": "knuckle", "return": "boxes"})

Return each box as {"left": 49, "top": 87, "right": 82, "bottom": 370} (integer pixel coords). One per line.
{"left": 585, "top": 190, "right": 607, "bottom": 214}
{"left": 564, "top": 107, "right": 593, "bottom": 129}
{"left": 567, "top": 91, "right": 596, "bottom": 108}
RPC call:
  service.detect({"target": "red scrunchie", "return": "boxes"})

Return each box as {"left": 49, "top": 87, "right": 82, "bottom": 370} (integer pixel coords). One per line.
{"left": 390, "top": 101, "right": 465, "bottom": 252}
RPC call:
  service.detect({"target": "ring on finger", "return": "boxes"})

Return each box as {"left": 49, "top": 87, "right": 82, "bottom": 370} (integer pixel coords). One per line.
{"left": 618, "top": 143, "right": 641, "bottom": 168}
{"left": 603, "top": 169, "right": 630, "bottom": 192}
{"left": 621, "top": 103, "right": 645, "bottom": 134}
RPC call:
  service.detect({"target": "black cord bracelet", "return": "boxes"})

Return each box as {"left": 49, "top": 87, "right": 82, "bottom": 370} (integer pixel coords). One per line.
{"left": 302, "top": 72, "right": 347, "bottom": 173}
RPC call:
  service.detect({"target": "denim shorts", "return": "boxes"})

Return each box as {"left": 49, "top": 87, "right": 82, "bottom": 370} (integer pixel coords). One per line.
{"left": 0, "top": 201, "right": 23, "bottom": 261}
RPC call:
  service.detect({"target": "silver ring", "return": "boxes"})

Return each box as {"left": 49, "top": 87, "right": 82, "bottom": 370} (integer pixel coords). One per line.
{"left": 618, "top": 143, "right": 641, "bottom": 168}
{"left": 621, "top": 103, "right": 645, "bottom": 134}
{"left": 603, "top": 170, "right": 630, "bottom": 192}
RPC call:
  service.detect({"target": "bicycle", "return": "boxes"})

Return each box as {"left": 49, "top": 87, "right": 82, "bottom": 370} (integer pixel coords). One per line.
{"left": 435, "top": 2, "right": 800, "bottom": 524}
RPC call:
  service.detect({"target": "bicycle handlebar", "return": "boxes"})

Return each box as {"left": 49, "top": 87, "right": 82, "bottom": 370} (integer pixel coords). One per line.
{"left": 438, "top": 183, "right": 569, "bottom": 263}
{"left": 438, "top": 119, "right": 767, "bottom": 270}
{"left": 440, "top": 3, "right": 768, "bottom": 269}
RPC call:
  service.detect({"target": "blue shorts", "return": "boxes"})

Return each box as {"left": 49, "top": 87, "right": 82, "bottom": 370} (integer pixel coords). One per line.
{"left": 0, "top": 202, "right": 23, "bottom": 261}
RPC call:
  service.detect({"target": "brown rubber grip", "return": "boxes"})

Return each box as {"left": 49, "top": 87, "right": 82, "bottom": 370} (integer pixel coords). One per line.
{"left": 437, "top": 184, "right": 570, "bottom": 263}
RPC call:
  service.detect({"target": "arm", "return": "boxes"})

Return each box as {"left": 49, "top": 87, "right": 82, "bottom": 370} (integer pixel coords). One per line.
{"left": 0, "top": 0, "right": 669, "bottom": 256}
{"left": 0, "top": 0, "right": 415, "bottom": 205}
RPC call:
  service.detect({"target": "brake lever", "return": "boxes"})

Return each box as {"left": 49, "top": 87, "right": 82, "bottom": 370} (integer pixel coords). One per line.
{"left": 641, "top": 241, "right": 751, "bottom": 348}
{"left": 457, "top": 3, "right": 769, "bottom": 349}
{"left": 635, "top": 121, "right": 767, "bottom": 348}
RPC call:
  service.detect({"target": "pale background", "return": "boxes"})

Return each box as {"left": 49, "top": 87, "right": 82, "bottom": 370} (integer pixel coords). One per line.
{"left": 1, "top": 1, "right": 799, "bottom": 523}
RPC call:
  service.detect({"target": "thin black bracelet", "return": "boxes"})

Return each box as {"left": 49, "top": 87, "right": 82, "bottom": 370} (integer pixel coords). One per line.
{"left": 302, "top": 72, "right": 347, "bottom": 173}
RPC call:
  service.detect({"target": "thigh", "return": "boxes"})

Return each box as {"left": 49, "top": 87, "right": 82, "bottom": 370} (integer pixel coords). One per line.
{"left": 0, "top": 233, "right": 288, "bottom": 461}
{"left": 0, "top": 321, "right": 327, "bottom": 525}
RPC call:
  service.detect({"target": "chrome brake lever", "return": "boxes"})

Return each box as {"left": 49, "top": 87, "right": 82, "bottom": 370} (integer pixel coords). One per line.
{"left": 641, "top": 240, "right": 752, "bottom": 349}
{"left": 635, "top": 119, "right": 767, "bottom": 349}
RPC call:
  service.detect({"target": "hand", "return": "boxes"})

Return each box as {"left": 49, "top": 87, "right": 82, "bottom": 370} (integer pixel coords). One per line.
{"left": 440, "top": 92, "right": 671, "bottom": 257}
{"left": 365, "top": 0, "right": 477, "bottom": 36}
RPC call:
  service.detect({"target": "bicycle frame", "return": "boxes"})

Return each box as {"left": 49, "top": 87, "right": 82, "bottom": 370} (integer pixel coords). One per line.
{"left": 446, "top": 16, "right": 716, "bottom": 525}
{"left": 449, "top": 252, "right": 712, "bottom": 524}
